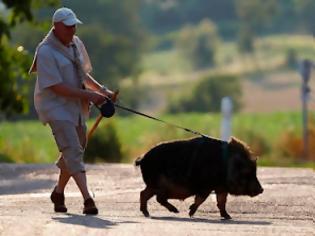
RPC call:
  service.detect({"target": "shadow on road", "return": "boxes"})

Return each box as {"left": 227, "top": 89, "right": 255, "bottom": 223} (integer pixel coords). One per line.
{"left": 52, "top": 213, "right": 137, "bottom": 229}
{"left": 0, "top": 164, "right": 56, "bottom": 195}
{"left": 151, "top": 216, "right": 271, "bottom": 226}
{"left": 0, "top": 178, "right": 55, "bottom": 195}
{"left": 52, "top": 214, "right": 116, "bottom": 229}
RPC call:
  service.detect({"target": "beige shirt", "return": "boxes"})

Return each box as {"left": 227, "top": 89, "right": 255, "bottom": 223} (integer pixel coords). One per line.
{"left": 33, "top": 31, "right": 92, "bottom": 125}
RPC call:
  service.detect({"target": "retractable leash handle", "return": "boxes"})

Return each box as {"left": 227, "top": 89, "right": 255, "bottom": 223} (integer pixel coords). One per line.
{"left": 87, "top": 90, "right": 119, "bottom": 141}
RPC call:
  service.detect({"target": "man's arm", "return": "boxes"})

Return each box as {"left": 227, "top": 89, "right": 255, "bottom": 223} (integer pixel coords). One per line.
{"left": 49, "top": 83, "right": 107, "bottom": 105}
{"left": 84, "top": 73, "right": 115, "bottom": 99}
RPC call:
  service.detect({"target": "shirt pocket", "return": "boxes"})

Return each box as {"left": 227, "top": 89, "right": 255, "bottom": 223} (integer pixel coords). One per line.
{"left": 57, "top": 56, "right": 81, "bottom": 88}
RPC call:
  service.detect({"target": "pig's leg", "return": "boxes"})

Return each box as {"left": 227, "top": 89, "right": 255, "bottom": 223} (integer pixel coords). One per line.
{"left": 140, "top": 186, "right": 155, "bottom": 217}
{"left": 156, "top": 192, "right": 179, "bottom": 213}
{"left": 216, "top": 191, "right": 231, "bottom": 220}
{"left": 189, "top": 192, "right": 210, "bottom": 217}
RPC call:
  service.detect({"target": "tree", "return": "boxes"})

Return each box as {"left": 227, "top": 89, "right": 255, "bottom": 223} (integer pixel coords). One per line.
{"left": 61, "top": 0, "right": 145, "bottom": 88}
{"left": 235, "top": 0, "right": 278, "bottom": 53}
{"left": 294, "top": 0, "right": 315, "bottom": 33}
{"left": 140, "top": 0, "right": 237, "bottom": 36}
{"left": 0, "top": 0, "right": 59, "bottom": 117}
{"left": 7, "top": 0, "right": 145, "bottom": 118}
{"left": 167, "top": 74, "right": 242, "bottom": 113}
{"left": 176, "top": 19, "right": 220, "bottom": 69}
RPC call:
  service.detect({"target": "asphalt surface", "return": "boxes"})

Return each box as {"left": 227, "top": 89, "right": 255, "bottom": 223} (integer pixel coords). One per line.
{"left": 0, "top": 164, "right": 314, "bottom": 236}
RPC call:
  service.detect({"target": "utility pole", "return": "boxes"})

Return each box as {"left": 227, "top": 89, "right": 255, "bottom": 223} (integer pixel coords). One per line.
{"left": 299, "top": 59, "right": 312, "bottom": 159}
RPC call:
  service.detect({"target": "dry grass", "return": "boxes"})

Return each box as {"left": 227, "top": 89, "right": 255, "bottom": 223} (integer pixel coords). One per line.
{"left": 242, "top": 71, "right": 306, "bottom": 113}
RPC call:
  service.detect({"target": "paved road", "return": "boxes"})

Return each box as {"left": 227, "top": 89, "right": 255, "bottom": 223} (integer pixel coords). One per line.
{"left": 0, "top": 164, "right": 314, "bottom": 236}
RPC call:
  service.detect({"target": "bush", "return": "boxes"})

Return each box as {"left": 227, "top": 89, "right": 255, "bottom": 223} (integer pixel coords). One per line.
{"left": 235, "top": 129, "right": 270, "bottom": 157}
{"left": 0, "top": 153, "right": 13, "bottom": 163}
{"left": 176, "top": 19, "right": 220, "bottom": 69}
{"left": 286, "top": 48, "right": 298, "bottom": 69}
{"left": 238, "top": 27, "right": 254, "bottom": 53}
{"left": 116, "top": 81, "right": 149, "bottom": 116}
{"left": 85, "top": 121, "right": 124, "bottom": 163}
{"left": 276, "top": 124, "right": 315, "bottom": 162}
{"left": 167, "top": 74, "right": 242, "bottom": 113}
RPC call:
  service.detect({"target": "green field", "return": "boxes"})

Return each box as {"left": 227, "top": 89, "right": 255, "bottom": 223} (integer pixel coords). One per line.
{"left": 1, "top": 35, "right": 314, "bottom": 168}
{"left": 139, "top": 34, "right": 315, "bottom": 84}
{"left": 0, "top": 112, "right": 313, "bottom": 168}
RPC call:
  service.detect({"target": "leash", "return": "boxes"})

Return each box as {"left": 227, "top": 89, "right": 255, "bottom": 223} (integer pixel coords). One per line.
{"left": 88, "top": 92, "right": 210, "bottom": 140}
{"left": 114, "top": 102, "right": 210, "bottom": 139}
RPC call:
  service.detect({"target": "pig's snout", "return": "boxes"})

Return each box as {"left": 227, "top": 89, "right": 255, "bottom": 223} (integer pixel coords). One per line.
{"left": 249, "top": 181, "right": 264, "bottom": 197}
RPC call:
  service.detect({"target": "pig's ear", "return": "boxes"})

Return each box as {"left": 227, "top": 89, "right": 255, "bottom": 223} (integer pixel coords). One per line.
{"left": 229, "top": 136, "right": 255, "bottom": 160}
{"left": 229, "top": 136, "right": 238, "bottom": 145}
{"left": 228, "top": 136, "right": 248, "bottom": 149}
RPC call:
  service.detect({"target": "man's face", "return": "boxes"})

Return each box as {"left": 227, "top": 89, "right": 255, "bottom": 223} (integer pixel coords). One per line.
{"left": 54, "top": 22, "right": 76, "bottom": 46}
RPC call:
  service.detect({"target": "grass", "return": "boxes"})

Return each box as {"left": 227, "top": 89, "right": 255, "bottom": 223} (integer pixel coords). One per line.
{"left": 233, "top": 112, "right": 302, "bottom": 142}
{"left": 138, "top": 34, "right": 315, "bottom": 86}
{"left": 141, "top": 49, "right": 192, "bottom": 74}
{"left": 0, "top": 121, "right": 56, "bottom": 163}
{"left": 0, "top": 112, "right": 314, "bottom": 168}
{"left": 1, "top": 35, "right": 314, "bottom": 168}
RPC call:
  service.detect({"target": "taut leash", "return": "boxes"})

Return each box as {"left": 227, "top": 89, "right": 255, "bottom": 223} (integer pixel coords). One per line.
{"left": 88, "top": 92, "right": 210, "bottom": 140}
{"left": 114, "top": 103, "right": 210, "bottom": 139}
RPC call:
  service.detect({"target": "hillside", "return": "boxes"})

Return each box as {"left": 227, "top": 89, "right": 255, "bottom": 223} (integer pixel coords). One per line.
{"left": 134, "top": 35, "right": 315, "bottom": 114}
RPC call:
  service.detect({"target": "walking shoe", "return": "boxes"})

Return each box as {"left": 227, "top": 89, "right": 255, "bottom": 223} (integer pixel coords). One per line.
{"left": 50, "top": 187, "right": 67, "bottom": 213}
{"left": 83, "top": 198, "right": 98, "bottom": 215}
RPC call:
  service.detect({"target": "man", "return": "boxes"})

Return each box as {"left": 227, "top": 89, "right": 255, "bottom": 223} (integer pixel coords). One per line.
{"left": 29, "top": 7, "right": 114, "bottom": 215}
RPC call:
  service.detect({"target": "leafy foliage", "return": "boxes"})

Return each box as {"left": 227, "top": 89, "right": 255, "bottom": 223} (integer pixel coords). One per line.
{"left": 6, "top": 0, "right": 145, "bottom": 118}
{"left": 0, "top": 0, "right": 59, "bottom": 117}
{"left": 61, "top": 0, "right": 145, "bottom": 88}
{"left": 0, "top": 45, "right": 31, "bottom": 115}
{"left": 176, "top": 19, "right": 220, "bottom": 69}
{"left": 235, "top": 0, "right": 278, "bottom": 52}
{"left": 294, "top": 0, "right": 315, "bottom": 33}
{"left": 85, "top": 121, "right": 124, "bottom": 163}
{"left": 285, "top": 48, "right": 298, "bottom": 69}
{"left": 167, "top": 74, "right": 242, "bottom": 113}
{"left": 140, "top": 0, "right": 237, "bottom": 35}
{"left": 140, "top": 0, "right": 314, "bottom": 39}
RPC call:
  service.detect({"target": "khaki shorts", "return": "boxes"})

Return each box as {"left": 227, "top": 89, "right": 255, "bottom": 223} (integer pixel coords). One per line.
{"left": 48, "top": 120, "right": 87, "bottom": 175}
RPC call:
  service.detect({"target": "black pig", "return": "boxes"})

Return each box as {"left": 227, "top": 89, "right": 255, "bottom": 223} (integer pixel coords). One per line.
{"left": 135, "top": 136, "right": 263, "bottom": 219}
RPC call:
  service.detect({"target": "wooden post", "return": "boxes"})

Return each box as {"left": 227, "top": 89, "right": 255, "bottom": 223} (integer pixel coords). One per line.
{"left": 299, "top": 59, "right": 312, "bottom": 159}
{"left": 221, "top": 97, "right": 233, "bottom": 142}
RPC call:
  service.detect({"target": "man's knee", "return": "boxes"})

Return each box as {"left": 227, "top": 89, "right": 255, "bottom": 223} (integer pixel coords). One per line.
{"left": 58, "top": 146, "right": 85, "bottom": 175}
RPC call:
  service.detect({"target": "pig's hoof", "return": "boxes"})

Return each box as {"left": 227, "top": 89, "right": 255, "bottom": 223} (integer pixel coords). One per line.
{"left": 189, "top": 210, "right": 196, "bottom": 217}
{"left": 221, "top": 214, "right": 232, "bottom": 220}
{"left": 189, "top": 205, "right": 197, "bottom": 217}
{"left": 169, "top": 207, "right": 179, "bottom": 213}
{"left": 141, "top": 210, "right": 150, "bottom": 217}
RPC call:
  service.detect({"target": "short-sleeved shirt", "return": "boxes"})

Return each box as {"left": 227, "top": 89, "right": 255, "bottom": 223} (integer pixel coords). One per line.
{"left": 34, "top": 32, "right": 92, "bottom": 125}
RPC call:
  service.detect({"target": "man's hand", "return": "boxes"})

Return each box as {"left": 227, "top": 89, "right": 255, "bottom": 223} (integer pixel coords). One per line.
{"left": 85, "top": 90, "right": 108, "bottom": 105}
{"left": 111, "top": 90, "right": 119, "bottom": 103}
{"left": 98, "top": 87, "right": 119, "bottom": 103}
{"left": 49, "top": 83, "right": 108, "bottom": 105}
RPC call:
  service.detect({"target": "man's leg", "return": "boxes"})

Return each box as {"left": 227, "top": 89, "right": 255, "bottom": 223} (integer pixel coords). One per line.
{"left": 72, "top": 122, "right": 98, "bottom": 215}
{"left": 72, "top": 171, "right": 98, "bottom": 214}
{"left": 56, "top": 168, "right": 71, "bottom": 193}
{"left": 49, "top": 120, "right": 98, "bottom": 214}
{"left": 72, "top": 171, "right": 90, "bottom": 200}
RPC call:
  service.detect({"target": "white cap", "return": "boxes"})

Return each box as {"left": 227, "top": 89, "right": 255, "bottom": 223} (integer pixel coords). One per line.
{"left": 52, "top": 7, "right": 82, "bottom": 26}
